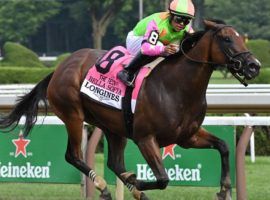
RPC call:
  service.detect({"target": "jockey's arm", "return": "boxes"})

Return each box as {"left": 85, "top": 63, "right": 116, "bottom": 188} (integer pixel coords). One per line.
{"left": 140, "top": 20, "right": 165, "bottom": 56}
{"left": 141, "top": 20, "right": 187, "bottom": 56}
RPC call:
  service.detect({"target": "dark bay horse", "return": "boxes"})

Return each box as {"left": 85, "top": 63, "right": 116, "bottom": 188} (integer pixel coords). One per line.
{"left": 0, "top": 20, "right": 260, "bottom": 200}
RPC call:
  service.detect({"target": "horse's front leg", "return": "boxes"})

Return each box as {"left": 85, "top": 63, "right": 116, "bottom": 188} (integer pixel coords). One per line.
{"left": 179, "top": 127, "right": 232, "bottom": 200}
{"left": 63, "top": 119, "right": 112, "bottom": 200}
{"left": 105, "top": 133, "right": 149, "bottom": 200}
{"left": 134, "top": 136, "right": 169, "bottom": 191}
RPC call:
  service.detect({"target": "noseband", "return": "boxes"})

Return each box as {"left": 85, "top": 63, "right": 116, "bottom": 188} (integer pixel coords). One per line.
{"left": 180, "top": 25, "right": 251, "bottom": 86}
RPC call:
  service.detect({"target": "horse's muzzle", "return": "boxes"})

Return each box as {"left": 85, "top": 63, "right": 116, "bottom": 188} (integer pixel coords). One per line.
{"left": 229, "top": 54, "right": 261, "bottom": 80}
{"left": 243, "top": 58, "right": 261, "bottom": 80}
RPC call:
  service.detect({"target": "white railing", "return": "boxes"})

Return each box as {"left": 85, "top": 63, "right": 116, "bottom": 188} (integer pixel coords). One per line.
{"left": 0, "top": 57, "right": 57, "bottom": 61}
{"left": 1, "top": 84, "right": 270, "bottom": 112}
{"left": 14, "top": 115, "right": 270, "bottom": 126}
{"left": 206, "top": 84, "right": 270, "bottom": 112}
{"left": 0, "top": 84, "right": 34, "bottom": 109}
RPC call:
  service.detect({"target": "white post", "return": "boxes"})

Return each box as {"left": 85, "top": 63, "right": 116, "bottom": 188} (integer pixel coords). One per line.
{"left": 250, "top": 131, "right": 256, "bottom": 163}
{"left": 115, "top": 178, "right": 124, "bottom": 200}
{"left": 244, "top": 113, "right": 256, "bottom": 163}
{"left": 83, "top": 127, "right": 103, "bottom": 199}
{"left": 236, "top": 126, "right": 254, "bottom": 200}
{"left": 81, "top": 125, "right": 89, "bottom": 197}
{"left": 139, "top": 0, "right": 143, "bottom": 20}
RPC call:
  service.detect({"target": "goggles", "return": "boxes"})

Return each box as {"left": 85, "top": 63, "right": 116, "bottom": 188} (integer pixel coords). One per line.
{"left": 172, "top": 16, "right": 191, "bottom": 26}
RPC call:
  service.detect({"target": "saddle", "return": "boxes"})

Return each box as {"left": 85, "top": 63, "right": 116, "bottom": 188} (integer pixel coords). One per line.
{"left": 80, "top": 46, "right": 163, "bottom": 138}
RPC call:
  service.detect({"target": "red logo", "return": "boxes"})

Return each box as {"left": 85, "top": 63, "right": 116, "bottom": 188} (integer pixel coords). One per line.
{"left": 162, "top": 144, "right": 176, "bottom": 160}
{"left": 12, "top": 131, "right": 30, "bottom": 158}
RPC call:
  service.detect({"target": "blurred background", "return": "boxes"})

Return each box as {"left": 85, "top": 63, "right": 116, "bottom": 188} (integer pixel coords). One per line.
{"left": 0, "top": 0, "right": 269, "bottom": 54}
{"left": 1, "top": 0, "right": 270, "bottom": 84}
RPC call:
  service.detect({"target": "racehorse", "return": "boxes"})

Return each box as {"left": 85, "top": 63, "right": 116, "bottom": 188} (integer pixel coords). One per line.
{"left": 0, "top": 20, "right": 260, "bottom": 200}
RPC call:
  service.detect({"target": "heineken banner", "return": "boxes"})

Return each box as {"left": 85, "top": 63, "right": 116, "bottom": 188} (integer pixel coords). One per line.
{"left": 0, "top": 125, "right": 81, "bottom": 183}
{"left": 104, "top": 126, "right": 235, "bottom": 187}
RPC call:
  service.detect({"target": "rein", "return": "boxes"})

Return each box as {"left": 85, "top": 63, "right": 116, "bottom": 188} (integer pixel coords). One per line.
{"left": 180, "top": 25, "right": 250, "bottom": 86}
{"left": 180, "top": 26, "right": 233, "bottom": 67}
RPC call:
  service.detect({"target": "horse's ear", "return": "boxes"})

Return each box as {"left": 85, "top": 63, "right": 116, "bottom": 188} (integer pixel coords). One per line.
{"left": 203, "top": 20, "right": 217, "bottom": 30}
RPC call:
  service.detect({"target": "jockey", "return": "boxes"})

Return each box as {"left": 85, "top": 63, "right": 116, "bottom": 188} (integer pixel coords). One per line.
{"left": 117, "top": 0, "right": 195, "bottom": 87}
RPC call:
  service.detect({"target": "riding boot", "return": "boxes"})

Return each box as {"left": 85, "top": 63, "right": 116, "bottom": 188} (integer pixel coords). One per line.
{"left": 117, "top": 52, "right": 156, "bottom": 87}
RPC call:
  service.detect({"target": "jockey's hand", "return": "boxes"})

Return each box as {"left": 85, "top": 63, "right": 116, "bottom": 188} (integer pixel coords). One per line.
{"left": 164, "top": 44, "right": 179, "bottom": 55}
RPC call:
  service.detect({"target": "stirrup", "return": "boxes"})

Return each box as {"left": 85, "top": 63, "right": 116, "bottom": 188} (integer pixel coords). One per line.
{"left": 117, "top": 70, "right": 135, "bottom": 87}
{"left": 125, "top": 76, "right": 136, "bottom": 87}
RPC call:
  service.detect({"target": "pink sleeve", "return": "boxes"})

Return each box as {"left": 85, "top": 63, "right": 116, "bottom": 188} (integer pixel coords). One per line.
{"left": 140, "top": 20, "right": 165, "bottom": 56}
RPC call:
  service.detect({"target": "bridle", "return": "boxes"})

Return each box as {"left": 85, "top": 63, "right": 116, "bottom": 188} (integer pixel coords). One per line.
{"left": 180, "top": 25, "right": 252, "bottom": 86}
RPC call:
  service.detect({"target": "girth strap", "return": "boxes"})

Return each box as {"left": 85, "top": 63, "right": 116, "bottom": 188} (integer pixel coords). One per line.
{"left": 122, "top": 86, "right": 134, "bottom": 139}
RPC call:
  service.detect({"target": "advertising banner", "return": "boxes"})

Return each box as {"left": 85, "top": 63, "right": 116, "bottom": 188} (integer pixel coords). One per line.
{"left": 104, "top": 126, "right": 235, "bottom": 187}
{"left": 0, "top": 125, "right": 81, "bottom": 183}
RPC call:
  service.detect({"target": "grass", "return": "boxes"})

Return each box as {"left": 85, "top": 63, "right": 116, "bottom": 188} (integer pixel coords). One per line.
{"left": 210, "top": 71, "right": 240, "bottom": 84}
{"left": 0, "top": 155, "right": 269, "bottom": 200}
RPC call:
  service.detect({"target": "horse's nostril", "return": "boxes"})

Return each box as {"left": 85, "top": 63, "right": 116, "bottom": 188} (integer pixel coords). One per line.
{"left": 248, "top": 59, "right": 261, "bottom": 69}
{"left": 248, "top": 62, "right": 260, "bottom": 71}
{"left": 249, "top": 67, "right": 256, "bottom": 73}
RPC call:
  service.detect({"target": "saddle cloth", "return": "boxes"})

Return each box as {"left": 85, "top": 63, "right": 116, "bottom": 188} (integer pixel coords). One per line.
{"left": 80, "top": 46, "right": 156, "bottom": 113}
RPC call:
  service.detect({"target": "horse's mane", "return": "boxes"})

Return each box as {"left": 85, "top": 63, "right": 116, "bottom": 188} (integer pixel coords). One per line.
{"left": 205, "top": 18, "right": 226, "bottom": 25}
{"left": 182, "top": 31, "right": 205, "bottom": 51}
{"left": 170, "top": 31, "right": 205, "bottom": 58}
{"left": 173, "top": 19, "right": 227, "bottom": 57}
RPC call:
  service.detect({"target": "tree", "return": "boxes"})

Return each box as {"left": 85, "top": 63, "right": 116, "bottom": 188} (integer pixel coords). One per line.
{"left": 89, "top": 0, "right": 128, "bottom": 49}
{"left": 0, "top": 0, "right": 61, "bottom": 43}
{"left": 69, "top": 0, "right": 206, "bottom": 50}
{"left": 69, "top": 0, "right": 130, "bottom": 49}
{"left": 193, "top": 0, "right": 205, "bottom": 30}
{"left": 204, "top": 0, "right": 270, "bottom": 40}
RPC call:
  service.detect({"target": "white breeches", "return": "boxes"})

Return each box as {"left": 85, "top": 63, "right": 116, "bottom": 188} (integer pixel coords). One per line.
{"left": 126, "top": 31, "right": 143, "bottom": 56}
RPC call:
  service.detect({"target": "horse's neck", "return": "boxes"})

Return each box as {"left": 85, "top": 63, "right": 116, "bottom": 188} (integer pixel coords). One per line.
{"left": 146, "top": 31, "right": 214, "bottom": 107}
{"left": 163, "top": 31, "right": 214, "bottom": 95}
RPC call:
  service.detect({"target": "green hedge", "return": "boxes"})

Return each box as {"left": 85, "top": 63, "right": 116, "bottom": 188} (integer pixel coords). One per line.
{"left": 247, "top": 39, "right": 270, "bottom": 68}
{"left": 249, "top": 68, "right": 270, "bottom": 84}
{"left": 254, "top": 130, "right": 270, "bottom": 155}
{"left": 53, "top": 53, "right": 71, "bottom": 68}
{"left": 1, "top": 42, "right": 45, "bottom": 68}
{"left": 236, "top": 126, "right": 270, "bottom": 156}
{"left": 0, "top": 67, "right": 54, "bottom": 83}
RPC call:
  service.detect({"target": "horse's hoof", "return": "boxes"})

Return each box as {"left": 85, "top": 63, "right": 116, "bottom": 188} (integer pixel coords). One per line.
{"left": 131, "top": 187, "right": 149, "bottom": 200}
{"left": 140, "top": 192, "right": 150, "bottom": 200}
{"left": 99, "top": 193, "right": 112, "bottom": 200}
{"left": 215, "top": 190, "right": 232, "bottom": 200}
{"left": 135, "top": 180, "right": 145, "bottom": 191}
{"left": 99, "top": 187, "right": 112, "bottom": 200}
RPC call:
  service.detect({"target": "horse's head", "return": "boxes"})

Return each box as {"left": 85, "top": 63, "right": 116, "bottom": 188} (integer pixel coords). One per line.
{"left": 205, "top": 20, "right": 261, "bottom": 83}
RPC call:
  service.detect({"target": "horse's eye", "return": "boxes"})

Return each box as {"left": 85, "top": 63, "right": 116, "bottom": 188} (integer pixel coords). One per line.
{"left": 223, "top": 37, "right": 232, "bottom": 43}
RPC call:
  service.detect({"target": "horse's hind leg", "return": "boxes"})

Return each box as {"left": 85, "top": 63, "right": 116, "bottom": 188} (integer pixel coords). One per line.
{"left": 64, "top": 119, "right": 112, "bottom": 200}
{"left": 179, "top": 128, "right": 232, "bottom": 200}
{"left": 105, "top": 133, "right": 149, "bottom": 200}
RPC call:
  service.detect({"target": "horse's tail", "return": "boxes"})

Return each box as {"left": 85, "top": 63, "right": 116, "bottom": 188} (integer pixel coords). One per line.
{"left": 0, "top": 72, "right": 54, "bottom": 137}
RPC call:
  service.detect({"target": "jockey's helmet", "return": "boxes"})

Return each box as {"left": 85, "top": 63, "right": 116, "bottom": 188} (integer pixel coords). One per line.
{"left": 169, "top": 0, "right": 195, "bottom": 19}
